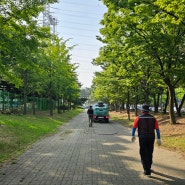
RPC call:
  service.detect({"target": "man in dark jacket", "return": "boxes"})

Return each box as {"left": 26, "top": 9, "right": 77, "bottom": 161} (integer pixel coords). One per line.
{"left": 87, "top": 105, "right": 94, "bottom": 123}
{"left": 131, "top": 104, "right": 161, "bottom": 176}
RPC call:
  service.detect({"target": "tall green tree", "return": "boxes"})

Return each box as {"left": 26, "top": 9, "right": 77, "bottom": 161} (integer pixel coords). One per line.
{"left": 94, "top": 0, "right": 185, "bottom": 124}
{"left": 39, "top": 37, "right": 80, "bottom": 116}
{"left": 0, "top": 0, "right": 81, "bottom": 115}
{"left": 0, "top": 0, "right": 57, "bottom": 82}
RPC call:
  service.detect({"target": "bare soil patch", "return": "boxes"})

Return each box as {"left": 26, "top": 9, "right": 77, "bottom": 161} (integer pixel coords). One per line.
{"left": 156, "top": 115, "right": 185, "bottom": 136}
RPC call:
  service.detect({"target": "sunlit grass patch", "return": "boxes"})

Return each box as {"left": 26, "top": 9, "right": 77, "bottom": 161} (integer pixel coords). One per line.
{"left": 0, "top": 109, "right": 83, "bottom": 163}
{"left": 162, "top": 135, "right": 185, "bottom": 153}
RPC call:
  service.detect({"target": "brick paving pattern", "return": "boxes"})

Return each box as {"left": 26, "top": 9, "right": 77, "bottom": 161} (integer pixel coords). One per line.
{"left": 0, "top": 112, "right": 185, "bottom": 185}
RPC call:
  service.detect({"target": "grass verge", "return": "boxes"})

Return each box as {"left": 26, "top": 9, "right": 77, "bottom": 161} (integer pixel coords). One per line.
{"left": 162, "top": 135, "right": 185, "bottom": 153}
{"left": 0, "top": 109, "right": 83, "bottom": 164}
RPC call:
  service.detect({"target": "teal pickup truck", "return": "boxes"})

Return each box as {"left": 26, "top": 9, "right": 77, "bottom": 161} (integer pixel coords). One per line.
{"left": 93, "top": 101, "right": 110, "bottom": 122}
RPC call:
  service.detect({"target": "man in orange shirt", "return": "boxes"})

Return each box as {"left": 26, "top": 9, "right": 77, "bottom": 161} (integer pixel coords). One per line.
{"left": 131, "top": 104, "right": 161, "bottom": 176}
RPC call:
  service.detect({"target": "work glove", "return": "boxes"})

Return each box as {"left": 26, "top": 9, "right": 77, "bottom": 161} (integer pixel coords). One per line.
{"left": 156, "top": 139, "right": 161, "bottom": 146}
{"left": 131, "top": 136, "right": 136, "bottom": 142}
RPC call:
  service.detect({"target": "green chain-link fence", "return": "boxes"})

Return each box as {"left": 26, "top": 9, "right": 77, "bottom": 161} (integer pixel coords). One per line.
{"left": 0, "top": 90, "right": 56, "bottom": 113}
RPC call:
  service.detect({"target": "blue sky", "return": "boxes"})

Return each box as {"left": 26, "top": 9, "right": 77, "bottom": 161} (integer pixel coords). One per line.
{"left": 49, "top": 0, "right": 107, "bottom": 88}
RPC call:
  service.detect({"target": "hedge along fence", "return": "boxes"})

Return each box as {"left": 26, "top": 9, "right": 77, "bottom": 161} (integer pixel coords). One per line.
{"left": 0, "top": 90, "right": 57, "bottom": 113}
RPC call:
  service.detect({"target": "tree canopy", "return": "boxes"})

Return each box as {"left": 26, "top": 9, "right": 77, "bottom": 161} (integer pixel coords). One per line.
{"left": 0, "top": 0, "right": 80, "bottom": 115}
{"left": 92, "top": 0, "right": 185, "bottom": 124}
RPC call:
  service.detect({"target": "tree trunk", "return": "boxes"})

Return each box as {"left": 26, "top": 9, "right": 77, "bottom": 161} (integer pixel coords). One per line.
{"left": 49, "top": 95, "right": 53, "bottom": 116}
{"left": 168, "top": 84, "right": 176, "bottom": 124}
{"left": 134, "top": 94, "right": 138, "bottom": 116}
{"left": 62, "top": 98, "right": 65, "bottom": 112}
{"left": 23, "top": 70, "right": 28, "bottom": 115}
{"left": 175, "top": 93, "right": 185, "bottom": 117}
{"left": 126, "top": 91, "right": 130, "bottom": 120}
{"left": 153, "top": 94, "right": 157, "bottom": 113}
{"left": 144, "top": 88, "right": 149, "bottom": 104}
{"left": 57, "top": 98, "right": 61, "bottom": 114}
{"left": 153, "top": 93, "right": 159, "bottom": 113}
{"left": 67, "top": 100, "right": 71, "bottom": 111}
{"left": 156, "top": 92, "right": 160, "bottom": 112}
{"left": 32, "top": 97, "right": 36, "bottom": 115}
{"left": 49, "top": 81, "right": 53, "bottom": 116}
{"left": 163, "top": 89, "right": 169, "bottom": 114}
{"left": 122, "top": 100, "right": 125, "bottom": 110}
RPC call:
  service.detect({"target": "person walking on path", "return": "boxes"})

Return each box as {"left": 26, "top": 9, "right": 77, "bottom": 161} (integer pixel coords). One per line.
{"left": 131, "top": 104, "right": 161, "bottom": 176}
{"left": 87, "top": 105, "right": 94, "bottom": 126}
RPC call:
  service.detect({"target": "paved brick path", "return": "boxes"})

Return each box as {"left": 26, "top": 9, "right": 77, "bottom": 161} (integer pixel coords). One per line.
{"left": 0, "top": 112, "right": 185, "bottom": 185}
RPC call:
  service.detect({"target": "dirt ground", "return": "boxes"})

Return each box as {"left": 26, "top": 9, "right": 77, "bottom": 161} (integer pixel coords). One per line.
{"left": 155, "top": 114, "right": 185, "bottom": 136}
{"left": 109, "top": 110, "right": 185, "bottom": 137}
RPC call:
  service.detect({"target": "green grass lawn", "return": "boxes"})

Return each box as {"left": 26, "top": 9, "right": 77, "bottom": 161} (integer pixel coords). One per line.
{"left": 162, "top": 135, "right": 185, "bottom": 153}
{"left": 0, "top": 109, "right": 83, "bottom": 163}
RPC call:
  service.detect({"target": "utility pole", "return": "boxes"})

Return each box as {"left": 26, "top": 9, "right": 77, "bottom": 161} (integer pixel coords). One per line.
{"left": 49, "top": 15, "right": 57, "bottom": 35}
{"left": 42, "top": 4, "right": 57, "bottom": 35}
{"left": 43, "top": 4, "right": 50, "bottom": 27}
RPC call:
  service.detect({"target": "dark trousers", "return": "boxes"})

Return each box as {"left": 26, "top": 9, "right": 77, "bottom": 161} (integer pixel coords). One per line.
{"left": 139, "top": 137, "right": 155, "bottom": 173}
